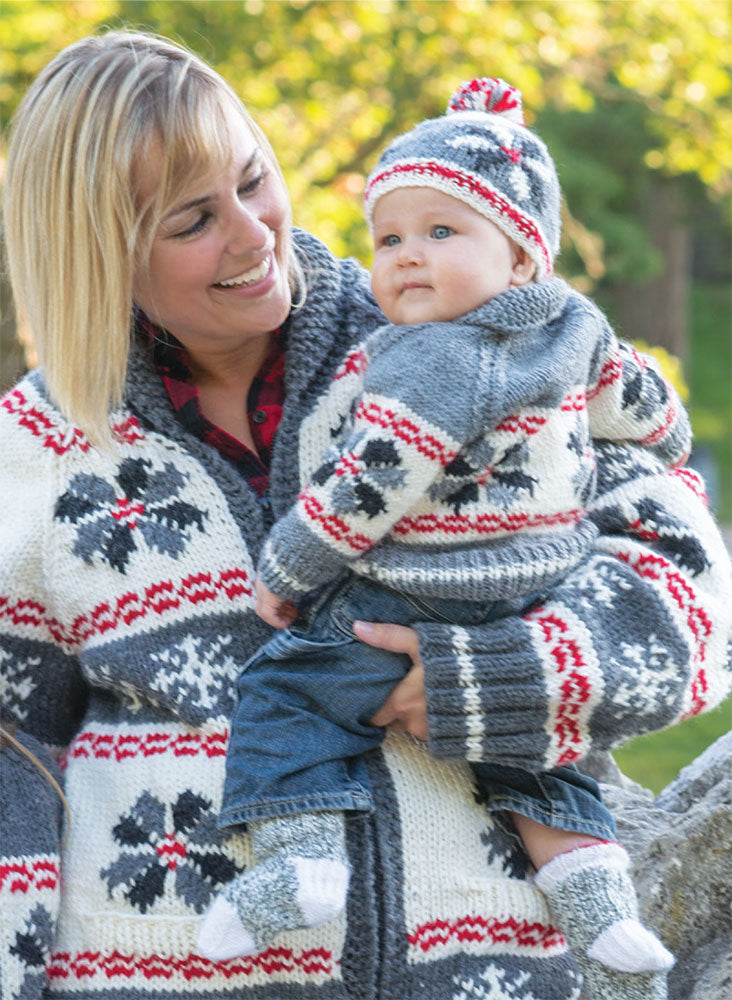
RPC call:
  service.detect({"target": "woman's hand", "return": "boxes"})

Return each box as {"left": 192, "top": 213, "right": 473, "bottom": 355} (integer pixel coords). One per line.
{"left": 254, "top": 574, "right": 298, "bottom": 629}
{"left": 353, "top": 621, "right": 429, "bottom": 741}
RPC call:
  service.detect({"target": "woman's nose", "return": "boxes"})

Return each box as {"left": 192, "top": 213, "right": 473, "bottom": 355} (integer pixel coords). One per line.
{"left": 226, "top": 202, "right": 272, "bottom": 255}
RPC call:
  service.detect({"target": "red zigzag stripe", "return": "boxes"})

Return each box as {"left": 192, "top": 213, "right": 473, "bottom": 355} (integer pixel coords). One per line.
{"left": 526, "top": 609, "right": 591, "bottom": 765}
{"left": 0, "top": 859, "right": 59, "bottom": 894}
{"left": 408, "top": 915, "right": 564, "bottom": 953}
{"left": 301, "top": 492, "right": 584, "bottom": 553}
{"left": 355, "top": 399, "right": 458, "bottom": 466}
{"left": 669, "top": 467, "right": 708, "bottom": 503}
{"left": 47, "top": 946, "right": 336, "bottom": 982}
{"left": 67, "top": 730, "right": 228, "bottom": 763}
{"left": 393, "top": 509, "right": 583, "bottom": 538}
{"left": 1, "top": 388, "right": 144, "bottom": 453}
{"left": 0, "top": 568, "right": 252, "bottom": 648}
{"left": 586, "top": 351, "right": 623, "bottom": 399}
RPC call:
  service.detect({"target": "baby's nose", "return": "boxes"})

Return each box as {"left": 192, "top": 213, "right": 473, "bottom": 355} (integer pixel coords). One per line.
{"left": 397, "top": 239, "right": 424, "bottom": 265}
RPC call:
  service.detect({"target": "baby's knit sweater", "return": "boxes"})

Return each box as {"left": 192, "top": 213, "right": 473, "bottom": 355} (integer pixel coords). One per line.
{"left": 1, "top": 231, "right": 730, "bottom": 1000}
{"left": 260, "top": 278, "right": 690, "bottom": 603}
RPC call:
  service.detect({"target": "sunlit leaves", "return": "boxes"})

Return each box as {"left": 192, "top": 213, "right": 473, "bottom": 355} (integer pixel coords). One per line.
{"left": 1, "top": 0, "right": 729, "bottom": 261}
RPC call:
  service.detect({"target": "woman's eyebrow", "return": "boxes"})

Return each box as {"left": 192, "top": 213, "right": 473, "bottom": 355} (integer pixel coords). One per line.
{"left": 164, "top": 150, "right": 261, "bottom": 219}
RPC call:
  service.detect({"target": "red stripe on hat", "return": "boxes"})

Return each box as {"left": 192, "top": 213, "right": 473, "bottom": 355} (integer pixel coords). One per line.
{"left": 365, "top": 160, "right": 552, "bottom": 275}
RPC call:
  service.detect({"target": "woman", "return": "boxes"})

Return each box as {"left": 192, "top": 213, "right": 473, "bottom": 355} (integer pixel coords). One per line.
{"left": 1, "top": 30, "right": 730, "bottom": 1000}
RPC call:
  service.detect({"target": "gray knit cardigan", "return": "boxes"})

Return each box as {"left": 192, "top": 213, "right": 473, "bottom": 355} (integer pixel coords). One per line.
{"left": 1, "top": 230, "right": 730, "bottom": 1000}
{"left": 259, "top": 276, "right": 690, "bottom": 604}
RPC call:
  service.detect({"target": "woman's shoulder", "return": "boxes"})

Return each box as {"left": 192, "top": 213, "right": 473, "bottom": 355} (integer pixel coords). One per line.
{"left": 292, "top": 228, "right": 381, "bottom": 320}
{"left": 0, "top": 367, "right": 72, "bottom": 453}
{"left": 286, "top": 229, "right": 384, "bottom": 370}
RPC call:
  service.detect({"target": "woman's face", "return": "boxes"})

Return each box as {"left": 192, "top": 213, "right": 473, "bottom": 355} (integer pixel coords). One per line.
{"left": 133, "top": 110, "right": 292, "bottom": 356}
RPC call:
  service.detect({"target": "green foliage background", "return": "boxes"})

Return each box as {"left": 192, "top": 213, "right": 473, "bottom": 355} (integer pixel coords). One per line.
{"left": 1, "top": 0, "right": 730, "bottom": 788}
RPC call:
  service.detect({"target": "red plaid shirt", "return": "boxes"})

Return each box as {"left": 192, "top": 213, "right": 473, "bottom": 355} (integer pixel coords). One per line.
{"left": 137, "top": 311, "right": 285, "bottom": 498}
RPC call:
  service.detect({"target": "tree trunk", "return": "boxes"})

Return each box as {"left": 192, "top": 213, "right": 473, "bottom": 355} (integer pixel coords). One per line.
{"left": 0, "top": 270, "right": 33, "bottom": 394}
{"left": 613, "top": 177, "right": 691, "bottom": 367}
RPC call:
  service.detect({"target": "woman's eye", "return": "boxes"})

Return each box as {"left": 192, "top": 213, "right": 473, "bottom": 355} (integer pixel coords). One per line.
{"left": 173, "top": 212, "right": 212, "bottom": 239}
{"left": 431, "top": 225, "right": 453, "bottom": 240}
{"left": 382, "top": 234, "right": 401, "bottom": 247}
{"left": 239, "top": 171, "right": 267, "bottom": 197}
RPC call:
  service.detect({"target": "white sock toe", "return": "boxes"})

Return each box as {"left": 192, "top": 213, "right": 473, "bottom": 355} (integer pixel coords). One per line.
{"left": 196, "top": 894, "right": 258, "bottom": 961}
{"left": 588, "top": 918, "right": 675, "bottom": 973}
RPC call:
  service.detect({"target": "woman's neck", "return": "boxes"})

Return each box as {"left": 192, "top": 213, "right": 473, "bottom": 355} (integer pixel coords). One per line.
{"left": 185, "top": 330, "right": 275, "bottom": 392}
{"left": 185, "top": 330, "right": 276, "bottom": 449}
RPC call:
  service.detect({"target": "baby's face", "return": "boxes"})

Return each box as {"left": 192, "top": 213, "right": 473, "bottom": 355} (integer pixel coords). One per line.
{"left": 371, "top": 187, "right": 535, "bottom": 326}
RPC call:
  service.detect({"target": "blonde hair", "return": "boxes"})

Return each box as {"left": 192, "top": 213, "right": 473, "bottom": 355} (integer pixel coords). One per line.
{"left": 3, "top": 30, "right": 303, "bottom": 446}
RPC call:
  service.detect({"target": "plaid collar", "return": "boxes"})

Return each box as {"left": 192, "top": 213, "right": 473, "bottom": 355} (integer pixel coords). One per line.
{"left": 135, "top": 310, "right": 285, "bottom": 498}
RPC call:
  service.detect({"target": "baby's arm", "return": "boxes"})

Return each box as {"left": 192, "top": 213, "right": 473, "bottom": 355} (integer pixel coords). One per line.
{"left": 259, "top": 325, "right": 479, "bottom": 602}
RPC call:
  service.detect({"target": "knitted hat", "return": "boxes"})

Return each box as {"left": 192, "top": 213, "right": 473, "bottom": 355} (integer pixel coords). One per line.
{"left": 364, "top": 78, "right": 561, "bottom": 279}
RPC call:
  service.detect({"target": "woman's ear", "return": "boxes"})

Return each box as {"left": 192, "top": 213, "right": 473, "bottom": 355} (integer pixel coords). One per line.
{"left": 510, "top": 245, "right": 537, "bottom": 286}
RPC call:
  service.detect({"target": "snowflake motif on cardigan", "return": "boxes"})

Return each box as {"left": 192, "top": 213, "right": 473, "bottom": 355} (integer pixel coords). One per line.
{"left": 101, "top": 789, "right": 241, "bottom": 914}
{"left": 259, "top": 278, "right": 691, "bottom": 604}
{"left": 54, "top": 457, "right": 207, "bottom": 573}
{"left": 9, "top": 905, "right": 55, "bottom": 1000}
{"left": 1, "top": 229, "right": 730, "bottom": 1000}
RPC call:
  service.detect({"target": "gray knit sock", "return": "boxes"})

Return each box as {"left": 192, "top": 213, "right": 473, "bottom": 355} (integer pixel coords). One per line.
{"left": 196, "top": 811, "right": 349, "bottom": 960}
{"left": 576, "top": 960, "right": 669, "bottom": 1000}
{"left": 534, "top": 843, "right": 673, "bottom": 999}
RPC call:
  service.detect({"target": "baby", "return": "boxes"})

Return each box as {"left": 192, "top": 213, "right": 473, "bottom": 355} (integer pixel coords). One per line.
{"left": 199, "top": 78, "right": 680, "bottom": 994}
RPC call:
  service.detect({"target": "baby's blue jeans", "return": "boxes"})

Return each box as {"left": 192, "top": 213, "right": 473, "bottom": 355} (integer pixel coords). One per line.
{"left": 219, "top": 573, "right": 616, "bottom": 842}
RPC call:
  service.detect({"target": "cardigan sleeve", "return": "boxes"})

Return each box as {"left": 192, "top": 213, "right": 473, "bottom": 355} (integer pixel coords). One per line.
{"left": 415, "top": 441, "right": 732, "bottom": 771}
{"left": 0, "top": 380, "right": 89, "bottom": 998}
{"left": 0, "top": 731, "right": 64, "bottom": 1000}
{"left": 585, "top": 306, "right": 691, "bottom": 467}
{"left": 259, "top": 324, "right": 480, "bottom": 600}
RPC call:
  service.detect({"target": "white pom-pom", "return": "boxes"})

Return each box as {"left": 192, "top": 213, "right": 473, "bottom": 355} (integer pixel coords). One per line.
{"left": 447, "top": 77, "right": 525, "bottom": 125}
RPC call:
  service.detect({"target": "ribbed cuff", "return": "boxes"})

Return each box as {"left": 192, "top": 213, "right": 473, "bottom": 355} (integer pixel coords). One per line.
{"left": 414, "top": 616, "right": 551, "bottom": 771}
{"left": 258, "top": 521, "right": 348, "bottom": 602}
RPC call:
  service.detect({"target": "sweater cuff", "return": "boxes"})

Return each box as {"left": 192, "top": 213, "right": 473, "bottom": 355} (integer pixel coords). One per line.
{"left": 258, "top": 518, "right": 350, "bottom": 602}
{"left": 413, "top": 616, "right": 552, "bottom": 772}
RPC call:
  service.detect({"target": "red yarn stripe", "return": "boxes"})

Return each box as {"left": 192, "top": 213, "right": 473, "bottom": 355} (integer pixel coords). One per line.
{"left": 0, "top": 568, "right": 252, "bottom": 649}
{"left": 407, "top": 914, "right": 565, "bottom": 953}
{"left": 0, "top": 858, "right": 59, "bottom": 894}
{"left": 47, "top": 946, "right": 337, "bottom": 982}
{"left": 366, "top": 161, "right": 552, "bottom": 275}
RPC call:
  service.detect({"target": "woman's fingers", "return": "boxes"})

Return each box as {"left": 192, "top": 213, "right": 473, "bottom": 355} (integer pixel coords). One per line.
{"left": 353, "top": 621, "right": 429, "bottom": 740}
{"left": 352, "top": 620, "right": 421, "bottom": 658}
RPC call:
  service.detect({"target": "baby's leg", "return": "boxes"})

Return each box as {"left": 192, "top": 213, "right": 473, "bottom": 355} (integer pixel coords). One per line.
{"left": 197, "top": 810, "right": 349, "bottom": 960}
{"left": 512, "top": 812, "right": 674, "bottom": 978}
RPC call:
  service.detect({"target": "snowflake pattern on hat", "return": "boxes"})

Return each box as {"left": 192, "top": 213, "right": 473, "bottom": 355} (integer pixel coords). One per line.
{"left": 364, "top": 76, "right": 561, "bottom": 278}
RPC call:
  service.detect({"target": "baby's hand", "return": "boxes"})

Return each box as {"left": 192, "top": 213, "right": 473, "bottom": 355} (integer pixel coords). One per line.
{"left": 254, "top": 574, "right": 298, "bottom": 629}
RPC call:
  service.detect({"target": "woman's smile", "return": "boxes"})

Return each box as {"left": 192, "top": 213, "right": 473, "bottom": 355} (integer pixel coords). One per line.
{"left": 213, "top": 253, "right": 273, "bottom": 289}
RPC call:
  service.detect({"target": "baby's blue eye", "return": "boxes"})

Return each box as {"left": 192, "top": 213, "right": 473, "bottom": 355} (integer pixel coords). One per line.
{"left": 383, "top": 234, "right": 401, "bottom": 247}
{"left": 431, "top": 225, "right": 453, "bottom": 240}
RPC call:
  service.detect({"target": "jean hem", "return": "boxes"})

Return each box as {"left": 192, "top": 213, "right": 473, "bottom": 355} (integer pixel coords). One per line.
{"left": 487, "top": 792, "right": 617, "bottom": 842}
{"left": 218, "top": 790, "right": 375, "bottom": 828}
